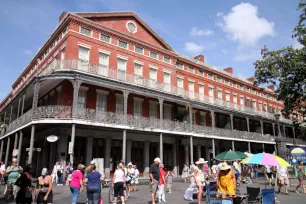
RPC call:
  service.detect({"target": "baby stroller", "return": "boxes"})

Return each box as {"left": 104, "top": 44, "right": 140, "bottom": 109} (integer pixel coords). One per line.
{"left": 184, "top": 183, "right": 198, "bottom": 201}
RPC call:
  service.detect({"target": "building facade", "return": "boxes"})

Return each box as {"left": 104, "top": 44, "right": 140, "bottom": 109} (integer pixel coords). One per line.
{"left": 0, "top": 12, "right": 305, "bottom": 177}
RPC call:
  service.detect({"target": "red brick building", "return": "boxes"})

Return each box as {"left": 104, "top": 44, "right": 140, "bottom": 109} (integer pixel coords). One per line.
{"left": 0, "top": 12, "right": 304, "bottom": 176}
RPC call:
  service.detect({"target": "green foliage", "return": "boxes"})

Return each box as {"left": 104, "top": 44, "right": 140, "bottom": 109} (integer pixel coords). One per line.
{"left": 254, "top": 0, "right": 306, "bottom": 125}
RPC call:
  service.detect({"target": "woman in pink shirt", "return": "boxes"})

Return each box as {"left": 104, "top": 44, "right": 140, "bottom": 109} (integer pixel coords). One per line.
{"left": 70, "top": 164, "right": 85, "bottom": 204}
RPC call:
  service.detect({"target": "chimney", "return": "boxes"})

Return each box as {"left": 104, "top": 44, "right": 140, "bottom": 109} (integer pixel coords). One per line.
{"left": 267, "top": 84, "right": 274, "bottom": 91}
{"left": 59, "top": 11, "right": 68, "bottom": 22}
{"left": 194, "top": 54, "right": 205, "bottom": 63}
{"left": 223, "top": 67, "right": 233, "bottom": 74}
{"left": 247, "top": 77, "right": 256, "bottom": 82}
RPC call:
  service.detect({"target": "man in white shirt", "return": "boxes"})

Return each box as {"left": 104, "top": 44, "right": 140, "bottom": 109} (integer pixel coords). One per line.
{"left": 233, "top": 160, "right": 241, "bottom": 185}
{"left": 211, "top": 161, "right": 217, "bottom": 179}
{"left": 277, "top": 166, "right": 289, "bottom": 194}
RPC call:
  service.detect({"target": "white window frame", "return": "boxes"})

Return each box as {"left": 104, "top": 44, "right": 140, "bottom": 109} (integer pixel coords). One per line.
{"left": 78, "top": 86, "right": 89, "bottom": 109}
{"left": 163, "top": 104, "right": 172, "bottom": 120}
{"left": 115, "top": 93, "right": 124, "bottom": 114}
{"left": 200, "top": 111, "right": 206, "bottom": 126}
{"left": 134, "top": 46, "right": 144, "bottom": 54}
{"left": 100, "top": 33, "right": 111, "bottom": 43}
{"left": 133, "top": 97, "right": 144, "bottom": 117}
{"left": 118, "top": 40, "right": 128, "bottom": 49}
{"left": 96, "top": 90, "right": 109, "bottom": 111}
{"left": 163, "top": 56, "right": 171, "bottom": 64}
{"left": 150, "top": 51, "right": 158, "bottom": 59}
{"left": 79, "top": 26, "right": 92, "bottom": 37}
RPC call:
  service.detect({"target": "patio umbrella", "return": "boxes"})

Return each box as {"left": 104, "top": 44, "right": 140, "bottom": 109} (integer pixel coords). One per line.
{"left": 244, "top": 152, "right": 253, "bottom": 157}
{"left": 241, "top": 152, "right": 290, "bottom": 167}
{"left": 215, "top": 150, "right": 248, "bottom": 161}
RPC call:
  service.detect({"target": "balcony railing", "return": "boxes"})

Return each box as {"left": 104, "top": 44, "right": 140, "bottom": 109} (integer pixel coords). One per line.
{"left": 279, "top": 136, "right": 306, "bottom": 145}
{"left": 4, "top": 105, "right": 275, "bottom": 142}
{"left": 39, "top": 59, "right": 291, "bottom": 123}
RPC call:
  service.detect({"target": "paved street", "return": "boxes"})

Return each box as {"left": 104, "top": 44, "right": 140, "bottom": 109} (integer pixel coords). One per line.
{"left": 0, "top": 177, "right": 306, "bottom": 203}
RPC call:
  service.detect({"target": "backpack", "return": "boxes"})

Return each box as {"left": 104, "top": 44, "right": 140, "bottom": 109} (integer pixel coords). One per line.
{"left": 57, "top": 169, "right": 62, "bottom": 176}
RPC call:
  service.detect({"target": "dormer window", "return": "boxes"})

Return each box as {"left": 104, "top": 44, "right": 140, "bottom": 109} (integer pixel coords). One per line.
{"left": 164, "top": 56, "right": 171, "bottom": 64}
{"left": 150, "top": 51, "right": 157, "bottom": 59}
{"left": 101, "top": 34, "right": 111, "bottom": 43}
{"left": 80, "top": 27, "right": 92, "bottom": 36}
{"left": 135, "top": 46, "right": 144, "bottom": 54}
{"left": 118, "top": 40, "right": 128, "bottom": 49}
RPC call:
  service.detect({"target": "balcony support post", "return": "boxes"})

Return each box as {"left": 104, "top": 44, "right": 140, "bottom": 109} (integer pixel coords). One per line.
{"left": 0, "top": 140, "right": 3, "bottom": 162}
{"left": 190, "top": 136, "right": 193, "bottom": 164}
{"left": 283, "top": 125, "right": 286, "bottom": 137}
{"left": 277, "top": 122, "right": 282, "bottom": 136}
{"left": 230, "top": 114, "right": 234, "bottom": 130}
{"left": 143, "top": 141, "right": 150, "bottom": 177}
{"left": 246, "top": 117, "right": 250, "bottom": 132}
{"left": 232, "top": 140, "right": 235, "bottom": 151}
{"left": 28, "top": 125, "right": 35, "bottom": 164}
{"left": 32, "top": 81, "right": 40, "bottom": 110}
{"left": 21, "top": 95, "right": 25, "bottom": 116}
{"left": 70, "top": 124, "right": 76, "bottom": 166}
{"left": 262, "top": 143, "right": 265, "bottom": 152}
{"left": 172, "top": 143, "right": 178, "bottom": 177}
{"left": 14, "top": 132, "right": 18, "bottom": 150}
{"left": 70, "top": 80, "right": 81, "bottom": 118}
{"left": 127, "top": 139, "right": 132, "bottom": 163}
{"left": 17, "top": 131, "right": 23, "bottom": 165}
{"left": 211, "top": 110, "right": 215, "bottom": 129}
{"left": 292, "top": 126, "right": 296, "bottom": 139}
{"left": 5, "top": 136, "right": 10, "bottom": 167}
{"left": 184, "top": 145, "right": 189, "bottom": 166}
{"left": 260, "top": 120, "right": 264, "bottom": 136}
{"left": 123, "top": 90, "right": 129, "bottom": 124}
{"left": 104, "top": 138, "right": 111, "bottom": 178}
{"left": 272, "top": 123, "right": 276, "bottom": 137}
{"left": 17, "top": 97, "right": 21, "bottom": 118}
{"left": 248, "top": 142, "right": 251, "bottom": 153}
{"left": 189, "top": 105, "right": 193, "bottom": 131}
{"left": 9, "top": 105, "right": 13, "bottom": 124}
{"left": 159, "top": 98, "right": 164, "bottom": 129}
{"left": 122, "top": 130, "right": 127, "bottom": 164}
{"left": 160, "top": 133, "right": 163, "bottom": 163}
{"left": 212, "top": 139, "right": 215, "bottom": 158}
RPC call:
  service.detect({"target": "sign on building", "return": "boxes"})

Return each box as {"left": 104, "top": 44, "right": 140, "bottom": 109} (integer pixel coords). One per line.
{"left": 68, "top": 142, "right": 73, "bottom": 154}
{"left": 289, "top": 146, "right": 306, "bottom": 165}
{"left": 25, "top": 148, "right": 41, "bottom": 152}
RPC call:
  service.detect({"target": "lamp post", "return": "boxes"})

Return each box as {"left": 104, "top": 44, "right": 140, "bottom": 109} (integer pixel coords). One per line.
{"left": 274, "top": 112, "right": 281, "bottom": 137}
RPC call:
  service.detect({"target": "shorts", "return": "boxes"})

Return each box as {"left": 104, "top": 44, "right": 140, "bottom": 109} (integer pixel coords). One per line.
{"left": 167, "top": 183, "right": 172, "bottom": 189}
{"left": 278, "top": 175, "right": 289, "bottom": 185}
{"left": 37, "top": 191, "right": 53, "bottom": 203}
{"left": 266, "top": 172, "right": 272, "bottom": 179}
{"left": 149, "top": 179, "right": 159, "bottom": 193}
{"left": 114, "top": 182, "right": 124, "bottom": 197}
{"left": 298, "top": 174, "right": 304, "bottom": 181}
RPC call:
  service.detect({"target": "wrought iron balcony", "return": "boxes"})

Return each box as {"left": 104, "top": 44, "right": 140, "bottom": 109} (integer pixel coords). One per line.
{"left": 279, "top": 136, "right": 306, "bottom": 145}
{"left": 38, "top": 59, "right": 291, "bottom": 123}
{"left": 4, "top": 105, "right": 275, "bottom": 142}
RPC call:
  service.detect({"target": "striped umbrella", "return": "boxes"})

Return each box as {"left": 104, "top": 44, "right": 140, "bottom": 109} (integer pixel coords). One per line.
{"left": 241, "top": 152, "right": 290, "bottom": 167}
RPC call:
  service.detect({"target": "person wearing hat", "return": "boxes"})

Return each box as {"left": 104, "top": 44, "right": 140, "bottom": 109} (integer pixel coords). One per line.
{"left": 217, "top": 162, "right": 236, "bottom": 198}
{"left": 194, "top": 158, "right": 207, "bottom": 204}
{"left": 4, "top": 158, "right": 22, "bottom": 200}
{"left": 127, "top": 162, "right": 135, "bottom": 192}
{"left": 149, "top": 157, "right": 161, "bottom": 204}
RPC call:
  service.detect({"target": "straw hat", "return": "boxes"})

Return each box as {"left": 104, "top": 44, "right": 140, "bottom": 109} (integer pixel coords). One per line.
{"left": 195, "top": 158, "right": 208, "bottom": 165}
{"left": 220, "top": 162, "right": 231, "bottom": 171}
{"left": 127, "top": 162, "right": 133, "bottom": 166}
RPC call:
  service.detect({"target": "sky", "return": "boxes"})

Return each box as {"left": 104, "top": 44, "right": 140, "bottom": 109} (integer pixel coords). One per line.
{"left": 0, "top": 0, "right": 302, "bottom": 102}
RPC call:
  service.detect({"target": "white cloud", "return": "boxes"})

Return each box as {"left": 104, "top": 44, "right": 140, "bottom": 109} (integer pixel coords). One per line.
{"left": 217, "top": 3, "right": 275, "bottom": 47}
{"left": 222, "top": 49, "right": 227, "bottom": 54}
{"left": 185, "top": 42, "right": 204, "bottom": 53}
{"left": 23, "top": 50, "right": 32, "bottom": 55}
{"left": 234, "top": 47, "right": 261, "bottom": 61}
{"left": 293, "top": 41, "right": 303, "bottom": 49}
{"left": 190, "top": 27, "right": 214, "bottom": 37}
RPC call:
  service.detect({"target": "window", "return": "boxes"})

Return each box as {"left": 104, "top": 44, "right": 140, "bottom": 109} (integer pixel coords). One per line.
{"left": 164, "top": 105, "right": 172, "bottom": 120}
{"left": 217, "top": 76, "right": 222, "bottom": 82}
{"left": 225, "top": 92, "right": 230, "bottom": 102}
{"left": 192, "top": 111, "right": 196, "bottom": 125}
{"left": 134, "top": 63, "right": 143, "bottom": 76}
{"left": 80, "top": 27, "right": 91, "bottom": 36}
{"left": 200, "top": 112, "right": 206, "bottom": 126}
{"left": 208, "top": 87, "right": 214, "bottom": 97}
{"left": 188, "top": 81, "right": 195, "bottom": 92}
{"left": 135, "top": 46, "right": 144, "bottom": 54}
{"left": 252, "top": 101, "right": 256, "bottom": 110}
{"left": 96, "top": 94, "right": 107, "bottom": 111}
{"left": 264, "top": 104, "right": 267, "bottom": 111}
{"left": 177, "top": 77, "right": 184, "bottom": 88}
{"left": 116, "top": 94, "right": 124, "bottom": 114}
{"left": 198, "top": 70, "right": 204, "bottom": 76}
{"left": 208, "top": 73, "right": 213, "bottom": 80}
{"left": 240, "top": 96, "right": 244, "bottom": 106}
{"left": 252, "top": 89, "right": 256, "bottom": 94}
{"left": 233, "top": 82, "right": 237, "bottom": 88}
{"left": 164, "top": 72, "right": 171, "bottom": 84}
{"left": 150, "top": 68, "right": 157, "bottom": 80}
{"left": 117, "top": 58, "right": 127, "bottom": 71}
{"left": 118, "top": 40, "right": 128, "bottom": 49}
{"left": 268, "top": 105, "right": 272, "bottom": 113}
{"left": 176, "top": 62, "right": 184, "bottom": 69}
{"left": 199, "top": 84, "right": 204, "bottom": 95}
{"left": 78, "top": 89, "right": 87, "bottom": 109}
{"left": 246, "top": 99, "right": 251, "bottom": 107}
{"left": 150, "top": 51, "right": 157, "bottom": 59}
{"left": 134, "top": 99, "right": 143, "bottom": 116}
{"left": 149, "top": 102, "right": 158, "bottom": 118}
{"left": 225, "top": 79, "right": 230, "bottom": 85}
{"left": 164, "top": 56, "right": 171, "bottom": 63}
{"left": 246, "top": 87, "right": 250, "bottom": 92}
{"left": 99, "top": 53, "right": 109, "bottom": 68}
{"left": 217, "top": 89, "right": 222, "bottom": 99}
{"left": 233, "top": 94, "right": 237, "bottom": 104}
{"left": 258, "top": 102, "right": 262, "bottom": 111}
{"left": 240, "top": 85, "right": 244, "bottom": 91}
{"left": 100, "top": 34, "right": 110, "bottom": 43}
{"left": 78, "top": 47, "right": 90, "bottom": 62}
{"left": 188, "top": 66, "right": 194, "bottom": 73}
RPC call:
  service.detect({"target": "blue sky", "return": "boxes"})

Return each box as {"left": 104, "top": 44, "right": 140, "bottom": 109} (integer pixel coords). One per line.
{"left": 0, "top": 0, "right": 302, "bottom": 102}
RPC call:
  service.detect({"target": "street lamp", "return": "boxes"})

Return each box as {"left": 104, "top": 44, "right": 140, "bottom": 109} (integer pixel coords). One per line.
{"left": 274, "top": 112, "right": 282, "bottom": 136}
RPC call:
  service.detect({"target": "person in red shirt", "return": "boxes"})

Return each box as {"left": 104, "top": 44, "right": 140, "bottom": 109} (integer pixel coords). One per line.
{"left": 158, "top": 164, "right": 167, "bottom": 203}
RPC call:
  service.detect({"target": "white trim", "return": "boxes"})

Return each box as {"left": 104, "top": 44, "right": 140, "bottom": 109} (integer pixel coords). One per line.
{"left": 232, "top": 92, "right": 237, "bottom": 95}
{"left": 188, "top": 79, "right": 195, "bottom": 82}
{"left": 134, "top": 46, "right": 144, "bottom": 55}
{"left": 134, "top": 60, "right": 144, "bottom": 65}
{"left": 217, "top": 87, "right": 222, "bottom": 91}
{"left": 98, "top": 49, "right": 111, "bottom": 55}
{"left": 117, "top": 55, "right": 128, "bottom": 60}
{"left": 126, "top": 20, "right": 137, "bottom": 34}
{"left": 53, "top": 51, "right": 59, "bottom": 57}
{"left": 96, "top": 90, "right": 109, "bottom": 95}
{"left": 177, "top": 75, "right": 184, "bottom": 79}
{"left": 79, "top": 26, "right": 93, "bottom": 37}
{"left": 80, "top": 86, "right": 89, "bottom": 91}
{"left": 252, "top": 99, "right": 257, "bottom": 101}
{"left": 133, "top": 97, "right": 144, "bottom": 102}
{"left": 198, "top": 82, "right": 205, "bottom": 86}
{"left": 118, "top": 40, "right": 129, "bottom": 49}
{"left": 47, "top": 58, "right": 52, "bottom": 64}
{"left": 60, "top": 42, "right": 66, "bottom": 50}
{"left": 163, "top": 69, "right": 171, "bottom": 74}
{"left": 149, "top": 64, "right": 158, "bottom": 70}
{"left": 208, "top": 85, "right": 214, "bottom": 88}
{"left": 78, "top": 42, "right": 92, "bottom": 49}
{"left": 100, "top": 33, "right": 112, "bottom": 44}
{"left": 225, "top": 90, "right": 230, "bottom": 93}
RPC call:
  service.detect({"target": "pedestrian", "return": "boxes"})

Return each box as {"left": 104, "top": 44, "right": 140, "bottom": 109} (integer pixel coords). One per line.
{"left": 66, "top": 162, "right": 73, "bottom": 185}
{"left": 5, "top": 158, "right": 22, "bottom": 201}
{"left": 0, "top": 161, "right": 5, "bottom": 181}
{"left": 149, "top": 157, "right": 161, "bottom": 204}
{"left": 132, "top": 165, "right": 139, "bottom": 192}
{"left": 51, "top": 163, "right": 57, "bottom": 183}
{"left": 127, "top": 162, "right": 135, "bottom": 192}
{"left": 166, "top": 170, "right": 174, "bottom": 193}
{"left": 276, "top": 166, "right": 290, "bottom": 195}
{"left": 182, "top": 164, "right": 189, "bottom": 183}
{"left": 233, "top": 160, "right": 241, "bottom": 186}
{"left": 36, "top": 168, "right": 53, "bottom": 204}
{"left": 295, "top": 160, "right": 306, "bottom": 194}
{"left": 84, "top": 164, "right": 103, "bottom": 204}
{"left": 194, "top": 158, "right": 206, "bottom": 204}
{"left": 253, "top": 164, "right": 258, "bottom": 178}
{"left": 217, "top": 162, "right": 236, "bottom": 198}
{"left": 56, "top": 162, "right": 64, "bottom": 186}
{"left": 211, "top": 161, "right": 217, "bottom": 180}
{"left": 112, "top": 162, "right": 126, "bottom": 204}
{"left": 121, "top": 161, "right": 129, "bottom": 201}
{"left": 70, "top": 164, "right": 85, "bottom": 204}
{"left": 158, "top": 163, "right": 167, "bottom": 203}
{"left": 15, "top": 164, "right": 33, "bottom": 204}
{"left": 265, "top": 165, "right": 273, "bottom": 186}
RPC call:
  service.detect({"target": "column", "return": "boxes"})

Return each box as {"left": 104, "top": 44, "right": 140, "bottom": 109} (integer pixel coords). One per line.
{"left": 274, "top": 144, "right": 277, "bottom": 155}
{"left": 70, "top": 124, "right": 76, "bottom": 165}
{"left": 17, "top": 97, "right": 21, "bottom": 118}
{"left": 143, "top": 141, "right": 150, "bottom": 177}
{"left": 189, "top": 105, "right": 193, "bottom": 131}
{"left": 172, "top": 143, "right": 178, "bottom": 177}
{"left": 190, "top": 136, "right": 194, "bottom": 164}
{"left": 272, "top": 123, "right": 276, "bottom": 136}
{"left": 86, "top": 137, "right": 93, "bottom": 164}
{"left": 212, "top": 139, "right": 215, "bottom": 158}
{"left": 122, "top": 130, "right": 127, "bottom": 163}
{"left": 262, "top": 143, "right": 265, "bottom": 152}
{"left": 230, "top": 114, "right": 234, "bottom": 130}
{"left": 104, "top": 138, "right": 111, "bottom": 178}
{"left": 197, "top": 145, "right": 201, "bottom": 160}
{"left": 17, "top": 131, "right": 23, "bottom": 164}
{"left": 205, "top": 146, "right": 210, "bottom": 164}
{"left": 292, "top": 127, "right": 296, "bottom": 139}
{"left": 283, "top": 125, "right": 286, "bottom": 137}
{"left": 159, "top": 98, "right": 164, "bottom": 128}
{"left": 277, "top": 122, "right": 282, "bottom": 136}
{"left": 159, "top": 133, "right": 163, "bottom": 162}
{"left": 184, "top": 145, "right": 189, "bottom": 166}
{"left": 260, "top": 120, "right": 264, "bottom": 135}
{"left": 70, "top": 80, "right": 81, "bottom": 118}
{"left": 49, "top": 142, "right": 56, "bottom": 169}
{"left": 9, "top": 105, "right": 13, "bottom": 124}
{"left": 21, "top": 95, "right": 25, "bottom": 116}
{"left": 123, "top": 90, "right": 129, "bottom": 124}
{"left": 28, "top": 125, "right": 35, "bottom": 164}
{"left": 42, "top": 138, "right": 49, "bottom": 169}
{"left": 57, "top": 135, "right": 68, "bottom": 161}
{"left": 211, "top": 110, "right": 215, "bottom": 128}
{"left": 248, "top": 142, "right": 251, "bottom": 153}
{"left": 5, "top": 137, "right": 11, "bottom": 167}
{"left": 232, "top": 140, "right": 235, "bottom": 151}
{"left": 32, "top": 81, "right": 40, "bottom": 109}
{"left": 126, "top": 139, "right": 132, "bottom": 163}
{"left": 0, "top": 140, "right": 4, "bottom": 162}
{"left": 14, "top": 132, "right": 18, "bottom": 150}
{"left": 246, "top": 117, "right": 250, "bottom": 132}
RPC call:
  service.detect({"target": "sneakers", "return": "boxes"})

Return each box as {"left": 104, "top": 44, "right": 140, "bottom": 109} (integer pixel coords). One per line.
{"left": 295, "top": 190, "right": 299, "bottom": 193}
{"left": 163, "top": 200, "right": 167, "bottom": 202}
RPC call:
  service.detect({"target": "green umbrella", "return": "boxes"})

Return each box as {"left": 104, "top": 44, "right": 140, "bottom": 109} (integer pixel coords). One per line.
{"left": 215, "top": 150, "right": 248, "bottom": 161}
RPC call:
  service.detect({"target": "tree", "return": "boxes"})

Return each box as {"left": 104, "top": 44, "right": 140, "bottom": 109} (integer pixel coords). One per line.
{"left": 254, "top": 0, "right": 306, "bottom": 126}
